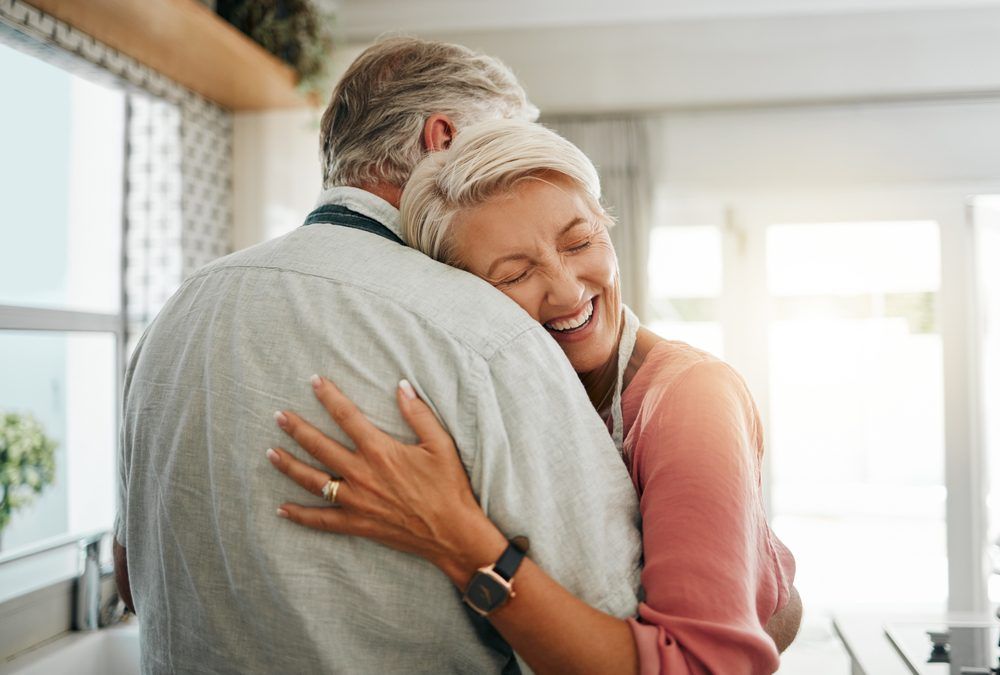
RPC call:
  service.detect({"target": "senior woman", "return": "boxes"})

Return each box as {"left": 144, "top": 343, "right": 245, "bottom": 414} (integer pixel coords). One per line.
{"left": 266, "top": 120, "right": 800, "bottom": 674}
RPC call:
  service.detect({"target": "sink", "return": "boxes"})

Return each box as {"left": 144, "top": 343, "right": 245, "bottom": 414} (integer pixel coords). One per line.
{"left": 0, "top": 622, "right": 139, "bottom": 675}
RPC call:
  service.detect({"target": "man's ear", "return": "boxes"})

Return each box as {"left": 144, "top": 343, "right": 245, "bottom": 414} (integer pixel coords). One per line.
{"left": 422, "top": 114, "right": 456, "bottom": 153}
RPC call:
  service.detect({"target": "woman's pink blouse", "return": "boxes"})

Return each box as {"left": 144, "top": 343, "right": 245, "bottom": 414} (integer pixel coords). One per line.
{"left": 620, "top": 341, "right": 796, "bottom": 675}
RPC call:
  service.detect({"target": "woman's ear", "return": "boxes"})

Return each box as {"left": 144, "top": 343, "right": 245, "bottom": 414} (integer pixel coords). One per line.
{"left": 422, "top": 114, "right": 456, "bottom": 153}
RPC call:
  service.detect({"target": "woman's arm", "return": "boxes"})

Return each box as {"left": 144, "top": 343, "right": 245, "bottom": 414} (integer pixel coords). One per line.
{"left": 269, "top": 376, "right": 639, "bottom": 675}
{"left": 622, "top": 359, "right": 794, "bottom": 673}
{"left": 270, "top": 374, "right": 793, "bottom": 674}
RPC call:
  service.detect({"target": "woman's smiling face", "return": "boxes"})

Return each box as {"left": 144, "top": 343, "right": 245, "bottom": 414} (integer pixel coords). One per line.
{"left": 449, "top": 173, "right": 621, "bottom": 374}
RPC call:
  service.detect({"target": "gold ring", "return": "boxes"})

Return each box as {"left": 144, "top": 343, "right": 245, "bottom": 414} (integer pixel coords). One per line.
{"left": 321, "top": 478, "right": 341, "bottom": 505}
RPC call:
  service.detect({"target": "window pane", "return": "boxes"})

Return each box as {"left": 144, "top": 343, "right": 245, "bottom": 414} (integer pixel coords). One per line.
{"left": 0, "top": 43, "right": 124, "bottom": 314}
{"left": 648, "top": 225, "right": 724, "bottom": 356}
{"left": 767, "top": 221, "right": 946, "bottom": 610}
{"left": 0, "top": 331, "right": 117, "bottom": 554}
{"left": 649, "top": 225, "right": 722, "bottom": 297}
{"left": 768, "top": 221, "right": 940, "bottom": 296}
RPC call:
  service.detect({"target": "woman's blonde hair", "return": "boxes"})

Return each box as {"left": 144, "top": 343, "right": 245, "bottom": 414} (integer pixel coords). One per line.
{"left": 400, "top": 119, "right": 607, "bottom": 263}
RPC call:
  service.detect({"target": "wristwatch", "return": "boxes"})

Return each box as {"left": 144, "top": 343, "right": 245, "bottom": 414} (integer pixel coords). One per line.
{"left": 462, "top": 540, "right": 528, "bottom": 617}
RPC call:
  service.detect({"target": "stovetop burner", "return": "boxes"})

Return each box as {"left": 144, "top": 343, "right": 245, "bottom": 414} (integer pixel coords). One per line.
{"left": 885, "top": 621, "right": 999, "bottom": 675}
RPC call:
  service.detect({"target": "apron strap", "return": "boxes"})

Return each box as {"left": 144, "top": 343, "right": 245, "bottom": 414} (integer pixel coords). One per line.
{"left": 302, "top": 204, "right": 406, "bottom": 246}
{"left": 610, "top": 305, "right": 641, "bottom": 455}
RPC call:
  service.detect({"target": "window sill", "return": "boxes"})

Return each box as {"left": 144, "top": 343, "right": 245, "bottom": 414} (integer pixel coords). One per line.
{"left": 0, "top": 530, "right": 113, "bottom": 605}
{"left": 0, "top": 532, "right": 118, "bottom": 661}
{"left": 0, "top": 574, "right": 75, "bottom": 662}
{"left": 0, "top": 545, "right": 78, "bottom": 607}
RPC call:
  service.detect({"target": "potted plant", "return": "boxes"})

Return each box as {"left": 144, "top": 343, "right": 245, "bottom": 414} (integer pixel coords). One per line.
{"left": 0, "top": 412, "right": 57, "bottom": 551}
{"left": 216, "top": 0, "right": 335, "bottom": 97}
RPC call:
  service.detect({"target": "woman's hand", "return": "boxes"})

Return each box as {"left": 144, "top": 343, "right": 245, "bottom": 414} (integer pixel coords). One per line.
{"left": 267, "top": 375, "right": 507, "bottom": 587}
{"left": 271, "top": 377, "right": 640, "bottom": 675}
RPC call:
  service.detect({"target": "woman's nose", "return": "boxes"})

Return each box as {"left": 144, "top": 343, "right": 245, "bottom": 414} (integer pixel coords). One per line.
{"left": 544, "top": 263, "right": 586, "bottom": 310}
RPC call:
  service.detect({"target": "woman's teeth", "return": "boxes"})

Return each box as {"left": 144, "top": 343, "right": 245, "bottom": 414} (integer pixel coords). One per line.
{"left": 545, "top": 299, "right": 595, "bottom": 332}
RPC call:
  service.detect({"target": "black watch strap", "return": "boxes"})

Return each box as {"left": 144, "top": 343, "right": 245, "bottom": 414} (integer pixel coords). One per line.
{"left": 493, "top": 542, "right": 526, "bottom": 582}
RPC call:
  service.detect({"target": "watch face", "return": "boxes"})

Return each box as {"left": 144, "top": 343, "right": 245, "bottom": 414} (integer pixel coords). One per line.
{"left": 464, "top": 571, "right": 510, "bottom": 615}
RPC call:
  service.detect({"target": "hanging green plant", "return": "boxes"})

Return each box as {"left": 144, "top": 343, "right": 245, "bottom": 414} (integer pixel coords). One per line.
{"left": 216, "top": 0, "right": 335, "bottom": 96}
{"left": 0, "top": 412, "right": 57, "bottom": 538}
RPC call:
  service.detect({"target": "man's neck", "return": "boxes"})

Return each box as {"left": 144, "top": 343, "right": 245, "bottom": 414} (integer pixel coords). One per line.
{"left": 355, "top": 183, "right": 403, "bottom": 209}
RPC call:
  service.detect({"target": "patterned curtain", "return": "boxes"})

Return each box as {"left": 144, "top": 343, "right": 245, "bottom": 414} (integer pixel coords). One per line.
{"left": 125, "top": 95, "right": 232, "bottom": 350}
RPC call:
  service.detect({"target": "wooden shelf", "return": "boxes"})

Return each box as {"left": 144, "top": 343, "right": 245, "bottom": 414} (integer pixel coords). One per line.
{"left": 24, "top": 0, "right": 311, "bottom": 111}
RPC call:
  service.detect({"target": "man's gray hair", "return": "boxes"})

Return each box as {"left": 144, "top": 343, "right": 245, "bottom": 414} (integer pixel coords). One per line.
{"left": 320, "top": 37, "right": 539, "bottom": 189}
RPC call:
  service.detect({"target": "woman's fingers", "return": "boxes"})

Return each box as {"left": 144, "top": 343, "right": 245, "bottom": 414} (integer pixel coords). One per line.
{"left": 396, "top": 379, "right": 453, "bottom": 451}
{"left": 265, "top": 447, "right": 355, "bottom": 506}
{"left": 277, "top": 503, "right": 353, "bottom": 532}
{"left": 278, "top": 503, "right": 392, "bottom": 542}
{"left": 310, "top": 375, "right": 384, "bottom": 451}
{"left": 274, "top": 410, "right": 357, "bottom": 477}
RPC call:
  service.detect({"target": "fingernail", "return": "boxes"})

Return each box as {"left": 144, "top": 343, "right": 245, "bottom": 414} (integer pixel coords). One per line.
{"left": 274, "top": 411, "right": 288, "bottom": 427}
{"left": 265, "top": 448, "right": 279, "bottom": 465}
{"left": 399, "top": 378, "right": 416, "bottom": 400}
{"left": 310, "top": 374, "right": 322, "bottom": 390}
{"left": 276, "top": 508, "right": 289, "bottom": 519}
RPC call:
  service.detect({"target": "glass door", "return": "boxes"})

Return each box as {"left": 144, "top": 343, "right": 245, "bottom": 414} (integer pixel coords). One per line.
{"left": 767, "top": 218, "right": 945, "bottom": 610}
{"left": 732, "top": 190, "right": 980, "bottom": 614}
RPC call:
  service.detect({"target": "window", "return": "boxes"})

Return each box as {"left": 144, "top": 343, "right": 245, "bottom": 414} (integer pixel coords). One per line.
{"left": 647, "top": 223, "right": 725, "bottom": 356}
{"left": 766, "top": 220, "right": 947, "bottom": 609}
{"left": 0, "top": 42, "right": 124, "bottom": 555}
{"left": 645, "top": 191, "right": 990, "bottom": 615}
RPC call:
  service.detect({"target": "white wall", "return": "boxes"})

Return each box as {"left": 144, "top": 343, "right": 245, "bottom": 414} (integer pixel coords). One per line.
{"left": 658, "top": 97, "right": 1000, "bottom": 190}
{"left": 230, "top": 6, "right": 1000, "bottom": 249}
{"left": 231, "top": 95, "right": 1000, "bottom": 249}
{"left": 232, "top": 108, "right": 323, "bottom": 250}
{"left": 231, "top": 46, "right": 363, "bottom": 250}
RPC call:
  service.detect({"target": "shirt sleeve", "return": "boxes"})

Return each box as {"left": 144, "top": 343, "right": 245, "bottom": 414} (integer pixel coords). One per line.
{"left": 115, "top": 358, "right": 133, "bottom": 548}
{"left": 453, "top": 324, "right": 644, "bottom": 620}
{"left": 625, "top": 360, "right": 796, "bottom": 675}
{"left": 115, "top": 330, "right": 148, "bottom": 548}
{"left": 114, "top": 420, "right": 128, "bottom": 546}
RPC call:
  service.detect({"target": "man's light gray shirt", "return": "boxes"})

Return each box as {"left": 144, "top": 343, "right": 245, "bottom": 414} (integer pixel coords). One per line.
{"left": 116, "top": 187, "right": 642, "bottom": 674}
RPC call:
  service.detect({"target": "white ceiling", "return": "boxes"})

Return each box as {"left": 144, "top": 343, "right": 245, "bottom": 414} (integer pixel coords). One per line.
{"left": 326, "top": 0, "right": 1000, "bottom": 40}
{"left": 316, "top": 0, "right": 1000, "bottom": 114}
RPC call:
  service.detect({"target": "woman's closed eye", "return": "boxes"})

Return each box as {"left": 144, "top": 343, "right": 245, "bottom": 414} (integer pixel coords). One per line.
{"left": 495, "top": 268, "right": 531, "bottom": 287}
{"left": 493, "top": 241, "right": 591, "bottom": 288}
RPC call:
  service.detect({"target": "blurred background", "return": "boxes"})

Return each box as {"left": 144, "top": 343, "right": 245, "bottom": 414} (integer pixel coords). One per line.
{"left": 1, "top": 1, "right": 998, "bottom": 672}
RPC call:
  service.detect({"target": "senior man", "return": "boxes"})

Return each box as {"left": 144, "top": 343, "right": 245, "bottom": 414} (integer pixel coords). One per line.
{"left": 114, "top": 38, "right": 643, "bottom": 674}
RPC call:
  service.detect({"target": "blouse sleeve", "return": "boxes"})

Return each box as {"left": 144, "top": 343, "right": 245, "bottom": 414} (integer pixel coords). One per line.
{"left": 625, "top": 360, "right": 796, "bottom": 675}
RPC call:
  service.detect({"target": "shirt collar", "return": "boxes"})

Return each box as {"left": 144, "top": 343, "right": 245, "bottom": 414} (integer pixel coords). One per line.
{"left": 314, "top": 186, "right": 403, "bottom": 241}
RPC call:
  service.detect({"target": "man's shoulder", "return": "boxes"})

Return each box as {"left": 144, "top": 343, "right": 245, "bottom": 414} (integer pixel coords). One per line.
{"left": 178, "top": 225, "right": 548, "bottom": 361}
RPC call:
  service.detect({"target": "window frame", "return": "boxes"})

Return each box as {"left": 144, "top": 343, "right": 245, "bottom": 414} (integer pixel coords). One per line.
{"left": 0, "top": 108, "right": 127, "bottom": 566}
{"left": 0, "top": 308, "right": 126, "bottom": 568}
